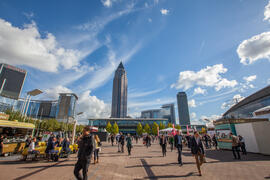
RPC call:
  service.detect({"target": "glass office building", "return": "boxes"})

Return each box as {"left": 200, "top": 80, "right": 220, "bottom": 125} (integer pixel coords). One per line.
{"left": 89, "top": 118, "right": 168, "bottom": 134}
{"left": 141, "top": 103, "right": 176, "bottom": 124}
{"left": 177, "top": 92, "right": 191, "bottom": 125}
{"left": 223, "top": 85, "right": 270, "bottom": 119}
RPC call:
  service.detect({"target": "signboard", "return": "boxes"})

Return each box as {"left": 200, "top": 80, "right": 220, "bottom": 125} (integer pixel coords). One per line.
{"left": 0, "top": 64, "right": 27, "bottom": 99}
{"left": 0, "top": 113, "right": 9, "bottom": 120}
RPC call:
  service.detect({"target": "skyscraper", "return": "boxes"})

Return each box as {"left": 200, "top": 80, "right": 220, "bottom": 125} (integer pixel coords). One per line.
{"left": 111, "top": 62, "right": 128, "bottom": 118}
{"left": 177, "top": 92, "right": 190, "bottom": 125}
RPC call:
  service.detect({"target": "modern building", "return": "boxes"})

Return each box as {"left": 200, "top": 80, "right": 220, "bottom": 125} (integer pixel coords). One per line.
{"left": 161, "top": 103, "right": 176, "bottom": 124}
{"left": 141, "top": 103, "right": 176, "bottom": 124}
{"left": 141, "top": 109, "right": 162, "bottom": 118}
{"left": 222, "top": 85, "right": 270, "bottom": 119}
{"left": 177, "top": 92, "right": 190, "bottom": 125}
{"left": 89, "top": 117, "right": 168, "bottom": 134}
{"left": 111, "top": 62, "right": 128, "bottom": 118}
{"left": 0, "top": 63, "right": 27, "bottom": 100}
{"left": 56, "top": 93, "right": 78, "bottom": 123}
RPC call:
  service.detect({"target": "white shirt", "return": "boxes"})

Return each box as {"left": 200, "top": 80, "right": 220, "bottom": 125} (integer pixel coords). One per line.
{"left": 28, "top": 142, "right": 35, "bottom": 152}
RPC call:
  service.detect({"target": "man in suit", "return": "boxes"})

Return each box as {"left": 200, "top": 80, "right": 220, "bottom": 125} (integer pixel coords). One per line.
{"left": 159, "top": 135, "right": 167, "bottom": 157}
{"left": 174, "top": 130, "right": 183, "bottom": 166}
{"left": 190, "top": 131, "right": 205, "bottom": 176}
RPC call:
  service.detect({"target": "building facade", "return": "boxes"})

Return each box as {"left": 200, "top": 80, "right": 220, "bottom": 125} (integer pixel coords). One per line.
{"left": 111, "top": 62, "right": 128, "bottom": 118}
{"left": 56, "top": 93, "right": 78, "bottom": 123}
{"left": 177, "top": 92, "right": 190, "bottom": 125}
{"left": 89, "top": 117, "right": 168, "bottom": 134}
{"left": 223, "top": 85, "right": 270, "bottom": 119}
{"left": 161, "top": 103, "right": 176, "bottom": 124}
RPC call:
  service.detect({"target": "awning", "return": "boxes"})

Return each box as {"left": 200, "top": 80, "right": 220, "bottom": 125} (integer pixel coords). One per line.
{"left": 0, "top": 120, "right": 35, "bottom": 129}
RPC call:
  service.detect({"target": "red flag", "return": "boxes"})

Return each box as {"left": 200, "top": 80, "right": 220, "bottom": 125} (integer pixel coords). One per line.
{"left": 186, "top": 125, "right": 189, "bottom": 135}
{"left": 157, "top": 126, "right": 159, "bottom": 136}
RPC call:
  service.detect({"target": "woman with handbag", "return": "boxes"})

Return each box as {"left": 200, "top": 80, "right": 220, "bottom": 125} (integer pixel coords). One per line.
{"left": 126, "top": 134, "right": 132, "bottom": 156}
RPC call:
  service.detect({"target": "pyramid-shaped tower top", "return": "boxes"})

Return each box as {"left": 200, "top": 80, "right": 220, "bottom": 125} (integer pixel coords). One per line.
{"left": 117, "top": 61, "right": 124, "bottom": 69}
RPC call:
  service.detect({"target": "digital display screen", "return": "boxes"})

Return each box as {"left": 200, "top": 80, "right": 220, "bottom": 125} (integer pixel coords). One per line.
{"left": 0, "top": 64, "right": 27, "bottom": 99}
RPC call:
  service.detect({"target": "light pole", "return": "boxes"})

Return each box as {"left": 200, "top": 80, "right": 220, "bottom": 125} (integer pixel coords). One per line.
{"left": 23, "top": 89, "right": 43, "bottom": 121}
{"left": 72, "top": 112, "right": 83, "bottom": 144}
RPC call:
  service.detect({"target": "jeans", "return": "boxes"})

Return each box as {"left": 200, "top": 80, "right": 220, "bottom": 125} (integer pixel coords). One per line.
{"left": 121, "top": 144, "right": 124, "bottom": 153}
{"left": 232, "top": 146, "right": 241, "bottom": 159}
{"left": 176, "top": 144, "right": 182, "bottom": 164}
{"left": 94, "top": 149, "right": 99, "bottom": 161}
{"left": 74, "top": 158, "right": 90, "bottom": 180}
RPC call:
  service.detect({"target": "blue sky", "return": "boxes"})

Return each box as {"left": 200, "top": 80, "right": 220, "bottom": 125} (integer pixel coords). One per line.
{"left": 1, "top": 0, "right": 270, "bottom": 124}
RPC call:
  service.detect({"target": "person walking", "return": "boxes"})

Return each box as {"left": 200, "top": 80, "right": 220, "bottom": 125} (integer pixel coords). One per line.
{"left": 119, "top": 133, "right": 125, "bottom": 153}
{"left": 212, "top": 134, "right": 218, "bottom": 150}
{"left": 126, "top": 134, "right": 132, "bottom": 156}
{"left": 160, "top": 135, "right": 167, "bottom": 157}
{"left": 111, "top": 135, "right": 114, "bottom": 146}
{"left": 94, "top": 135, "right": 101, "bottom": 164}
{"left": 190, "top": 131, "right": 205, "bottom": 176}
{"left": 238, "top": 135, "right": 247, "bottom": 155}
{"left": 135, "top": 135, "right": 138, "bottom": 144}
{"left": 230, "top": 133, "right": 241, "bottom": 160}
{"left": 174, "top": 130, "right": 183, "bottom": 166}
{"left": 74, "top": 126, "right": 95, "bottom": 180}
{"left": 169, "top": 135, "right": 174, "bottom": 152}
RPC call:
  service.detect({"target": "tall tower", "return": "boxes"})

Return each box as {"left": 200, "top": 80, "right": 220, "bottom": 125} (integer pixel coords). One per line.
{"left": 177, "top": 92, "right": 190, "bottom": 125}
{"left": 111, "top": 62, "right": 128, "bottom": 118}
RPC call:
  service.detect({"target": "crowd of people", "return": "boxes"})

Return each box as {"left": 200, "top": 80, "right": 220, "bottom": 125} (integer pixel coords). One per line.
{"left": 1, "top": 126, "right": 248, "bottom": 179}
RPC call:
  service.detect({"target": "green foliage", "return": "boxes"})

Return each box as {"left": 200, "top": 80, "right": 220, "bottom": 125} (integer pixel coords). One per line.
{"left": 175, "top": 124, "right": 181, "bottom": 130}
{"left": 5, "top": 109, "right": 24, "bottom": 122}
{"left": 159, "top": 122, "right": 166, "bottom": 130}
{"left": 76, "top": 125, "right": 84, "bottom": 133}
{"left": 136, "top": 122, "right": 143, "bottom": 135}
{"left": 144, "top": 123, "right": 151, "bottom": 134}
{"left": 106, "top": 122, "right": 112, "bottom": 133}
{"left": 112, "top": 122, "right": 119, "bottom": 135}
{"left": 151, "top": 122, "right": 159, "bottom": 135}
{"left": 167, "top": 123, "right": 173, "bottom": 128}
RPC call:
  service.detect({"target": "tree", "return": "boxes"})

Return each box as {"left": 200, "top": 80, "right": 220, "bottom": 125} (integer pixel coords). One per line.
{"left": 175, "top": 124, "right": 181, "bottom": 130}
{"left": 112, "top": 122, "right": 119, "bottom": 135}
{"left": 151, "top": 122, "right": 159, "bottom": 135}
{"left": 106, "top": 122, "right": 112, "bottom": 133}
{"left": 144, "top": 123, "right": 151, "bottom": 134}
{"left": 167, "top": 123, "right": 173, "bottom": 128}
{"left": 159, "top": 122, "right": 165, "bottom": 130}
{"left": 136, "top": 123, "right": 143, "bottom": 135}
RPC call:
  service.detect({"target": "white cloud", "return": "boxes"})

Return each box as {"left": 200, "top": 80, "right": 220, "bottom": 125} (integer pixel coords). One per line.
{"left": 77, "top": 90, "right": 110, "bottom": 120}
{"left": 101, "top": 0, "right": 115, "bottom": 7}
{"left": 129, "top": 88, "right": 164, "bottom": 98}
{"left": 148, "top": 18, "right": 152, "bottom": 23}
{"left": 267, "top": 78, "right": 270, "bottom": 84}
{"left": 264, "top": 1, "right": 270, "bottom": 22}
{"left": 193, "top": 87, "right": 206, "bottom": 95}
{"left": 160, "top": 8, "right": 169, "bottom": 15}
{"left": 190, "top": 112, "right": 196, "bottom": 119}
{"left": 199, "top": 114, "right": 221, "bottom": 127}
{"left": 221, "top": 94, "right": 245, "bottom": 109}
{"left": 171, "top": 64, "right": 237, "bottom": 91}
{"left": 0, "top": 19, "right": 88, "bottom": 72}
{"left": 237, "top": 31, "right": 270, "bottom": 65}
{"left": 23, "top": 12, "right": 34, "bottom": 19}
{"left": 43, "top": 85, "right": 72, "bottom": 100}
{"left": 188, "top": 99, "right": 196, "bottom": 108}
{"left": 243, "top": 75, "right": 256, "bottom": 82}
{"left": 129, "top": 98, "right": 174, "bottom": 108}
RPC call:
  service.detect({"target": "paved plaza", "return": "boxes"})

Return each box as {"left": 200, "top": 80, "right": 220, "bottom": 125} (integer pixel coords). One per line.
{"left": 0, "top": 141, "right": 270, "bottom": 180}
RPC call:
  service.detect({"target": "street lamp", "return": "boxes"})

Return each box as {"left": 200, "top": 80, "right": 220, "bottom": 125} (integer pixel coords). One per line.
{"left": 72, "top": 112, "right": 84, "bottom": 144}
{"left": 22, "top": 89, "right": 43, "bottom": 121}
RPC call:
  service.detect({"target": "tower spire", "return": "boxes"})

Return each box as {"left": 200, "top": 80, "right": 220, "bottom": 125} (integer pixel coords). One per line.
{"left": 117, "top": 61, "right": 124, "bottom": 69}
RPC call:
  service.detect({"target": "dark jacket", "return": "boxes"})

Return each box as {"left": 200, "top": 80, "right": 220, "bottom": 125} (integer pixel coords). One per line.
{"left": 159, "top": 137, "right": 167, "bottom": 145}
{"left": 190, "top": 136, "right": 204, "bottom": 155}
{"left": 77, "top": 135, "right": 95, "bottom": 160}
{"left": 174, "top": 135, "right": 183, "bottom": 147}
{"left": 119, "top": 135, "right": 125, "bottom": 145}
